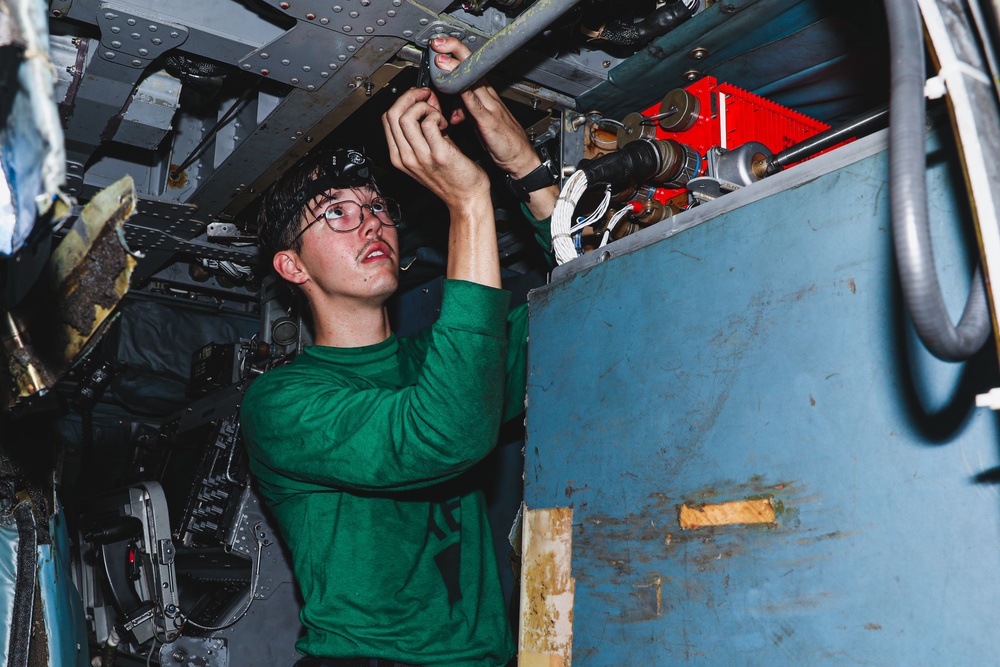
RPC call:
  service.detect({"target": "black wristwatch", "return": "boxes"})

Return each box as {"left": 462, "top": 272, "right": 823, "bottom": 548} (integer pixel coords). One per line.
{"left": 505, "top": 159, "right": 559, "bottom": 203}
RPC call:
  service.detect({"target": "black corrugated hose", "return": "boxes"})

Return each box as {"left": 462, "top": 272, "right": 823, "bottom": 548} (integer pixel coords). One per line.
{"left": 885, "top": 0, "right": 992, "bottom": 361}
{"left": 592, "top": 0, "right": 695, "bottom": 47}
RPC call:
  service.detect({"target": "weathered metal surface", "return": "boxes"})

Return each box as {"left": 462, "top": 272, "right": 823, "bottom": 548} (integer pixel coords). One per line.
{"left": 48, "top": 176, "right": 137, "bottom": 361}
{"left": 525, "top": 134, "right": 1000, "bottom": 664}
{"left": 519, "top": 507, "right": 574, "bottom": 667}
{"left": 2, "top": 177, "right": 136, "bottom": 404}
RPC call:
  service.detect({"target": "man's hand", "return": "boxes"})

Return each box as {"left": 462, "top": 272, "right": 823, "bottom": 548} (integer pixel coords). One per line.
{"left": 382, "top": 85, "right": 501, "bottom": 289}
{"left": 432, "top": 36, "right": 558, "bottom": 220}
{"left": 381, "top": 86, "right": 490, "bottom": 211}
{"left": 431, "top": 37, "right": 540, "bottom": 179}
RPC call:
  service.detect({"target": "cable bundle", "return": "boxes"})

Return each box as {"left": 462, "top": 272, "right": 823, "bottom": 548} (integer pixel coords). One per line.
{"left": 550, "top": 170, "right": 591, "bottom": 265}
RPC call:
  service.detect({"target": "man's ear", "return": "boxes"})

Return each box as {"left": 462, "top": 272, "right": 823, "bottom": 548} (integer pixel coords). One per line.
{"left": 273, "top": 249, "right": 310, "bottom": 285}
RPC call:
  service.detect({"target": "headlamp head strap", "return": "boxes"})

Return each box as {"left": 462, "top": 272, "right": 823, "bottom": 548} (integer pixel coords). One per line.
{"left": 286, "top": 148, "right": 376, "bottom": 218}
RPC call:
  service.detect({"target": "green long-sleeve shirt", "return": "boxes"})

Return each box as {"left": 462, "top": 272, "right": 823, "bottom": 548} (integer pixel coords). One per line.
{"left": 240, "top": 280, "right": 527, "bottom": 667}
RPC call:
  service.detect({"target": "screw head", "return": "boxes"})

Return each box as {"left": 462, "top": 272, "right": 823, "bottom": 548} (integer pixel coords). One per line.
{"left": 688, "top": 47, "right": 709, "bottom": 60}
{"left": 683, "top": 69, "right": 701, "bottom": 82}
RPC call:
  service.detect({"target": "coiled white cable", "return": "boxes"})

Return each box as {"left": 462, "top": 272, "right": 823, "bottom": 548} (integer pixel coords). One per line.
{"left": 551, "top": 169, "right": 590, "bottom": 265}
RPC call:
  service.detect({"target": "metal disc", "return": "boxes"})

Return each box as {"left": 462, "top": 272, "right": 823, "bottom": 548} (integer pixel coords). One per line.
{"left": 617, "top": 112, "right": 656, "bottom": 148}
{"left": 658, "top": 88, "right": 701, "bottom": 132}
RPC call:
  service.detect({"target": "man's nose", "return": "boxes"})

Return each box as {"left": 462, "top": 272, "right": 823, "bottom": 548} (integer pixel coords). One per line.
{"left": 360, "top": 206, "right": 383, "bottom": 237}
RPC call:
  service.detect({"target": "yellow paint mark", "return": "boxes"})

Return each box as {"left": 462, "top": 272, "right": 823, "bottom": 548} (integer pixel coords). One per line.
{"left": 678, "top": 498, "right": 776, "bottom": 530}
{"left": 519, "top": 507, "right": 574, "bottom": 666}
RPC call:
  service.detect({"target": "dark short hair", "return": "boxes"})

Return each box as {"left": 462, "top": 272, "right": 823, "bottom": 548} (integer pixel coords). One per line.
{"left": 255, "top": 147, "right": 377, "bottom": 257}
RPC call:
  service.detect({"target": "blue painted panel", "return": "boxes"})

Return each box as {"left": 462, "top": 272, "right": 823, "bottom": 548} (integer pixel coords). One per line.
{"left": 525, "top": 138, "right": 1000, "bottom": 665}
{"left": 39, "top": 504, "right": 90, "bottom": 667}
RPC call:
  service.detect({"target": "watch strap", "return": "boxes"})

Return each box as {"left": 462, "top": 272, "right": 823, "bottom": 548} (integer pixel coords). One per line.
{"left": 506, "top": 159, "right": 558, "bottom": 202}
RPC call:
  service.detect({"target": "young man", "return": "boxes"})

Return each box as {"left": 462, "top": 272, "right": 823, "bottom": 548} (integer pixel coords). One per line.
{"left": 240, "top": 37, "right": 557, "bottom": 667}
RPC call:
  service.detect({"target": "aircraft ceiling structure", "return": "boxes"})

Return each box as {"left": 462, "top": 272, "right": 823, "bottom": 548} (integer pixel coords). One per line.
{"left": 40, "top": 0, "right": 889, "bottom": 296}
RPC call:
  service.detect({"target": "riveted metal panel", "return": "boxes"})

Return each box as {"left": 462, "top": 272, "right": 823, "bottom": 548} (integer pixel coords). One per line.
{"left": 525, "top": 133, "right": 1000, "bottom": 665}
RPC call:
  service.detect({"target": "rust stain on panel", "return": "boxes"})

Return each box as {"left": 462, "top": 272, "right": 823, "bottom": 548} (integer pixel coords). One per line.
{"left": 678, "top": 498, "right": 776, "bottom": 529}
{"left": 519, "top": 507, "right": 575, "bottom": 666}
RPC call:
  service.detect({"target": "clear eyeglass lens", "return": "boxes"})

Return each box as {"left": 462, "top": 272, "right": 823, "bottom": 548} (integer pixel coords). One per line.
{"left": 320, "top": 198, "right": 399, "bottom": 231}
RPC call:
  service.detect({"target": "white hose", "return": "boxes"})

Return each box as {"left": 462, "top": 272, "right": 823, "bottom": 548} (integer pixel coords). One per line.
{"left": 551, "top": 170, "right": 590, "bottom": 265}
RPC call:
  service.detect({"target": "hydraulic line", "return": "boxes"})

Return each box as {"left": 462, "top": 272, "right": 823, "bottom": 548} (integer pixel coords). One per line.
{"left": 762, "top": 104, "right": 890, "bottom": 176}
{"left": 429, "top": 0, "right": 583, "bottom": 95}
{"left": 884, "top": 0, "right": 991, "bottom": 361}
{"left": 169, "top": 81, "right": 261, "bottom": 180}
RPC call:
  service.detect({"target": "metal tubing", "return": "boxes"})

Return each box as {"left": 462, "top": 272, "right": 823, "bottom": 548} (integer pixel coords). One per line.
{"left": 766, "top": 104, "right": 890, "bottom": 175}
{"left": 429, "top": 0, "right": 583, "bottom": 95}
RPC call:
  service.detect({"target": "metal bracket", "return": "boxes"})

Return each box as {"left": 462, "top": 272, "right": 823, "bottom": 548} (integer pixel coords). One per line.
{"left": 238, "top": 21, "right": 355, "bottom": 91}
{"left": 158, "top": 637, "right": 229, "bottom": 667}
{"left": 123, "top": 197, "right": 258, "bottom": 262}
{"left": 49, "top": 0, "right": 74, "bottom": 19}
{"left": 413, "top": 20, "right": 467, "bottom": 47}
{"left": 158, "top": 539, "right": 175, "bottom": 565}
{"left": 125, "top": 226, "right": 260, "bottom": 263}
{"left": 207, "top": 222, "right": 255, "bottom": 242}
{"left": 238, "top": 0, "right": 476, "bottom": 90}
{"left": 132, "top": 198, "right": 200, "bottom": 236}
{"left": 96, "top": 3, "right": 189, "bottom": 69}
{"left": 561, "top": 109, "right": 587, "bottom": 182}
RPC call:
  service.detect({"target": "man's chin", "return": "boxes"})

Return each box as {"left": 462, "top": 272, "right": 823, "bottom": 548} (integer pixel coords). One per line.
{"left": 368, "top": 273, "right": 399, "bottom": 300}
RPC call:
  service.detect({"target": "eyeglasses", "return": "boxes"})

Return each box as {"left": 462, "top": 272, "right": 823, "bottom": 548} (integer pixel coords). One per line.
{"left": 292, "top": 196, "right": 401, "bottom": 244}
